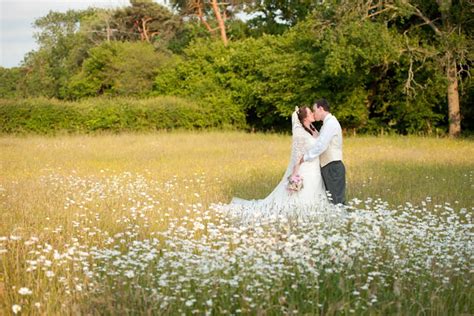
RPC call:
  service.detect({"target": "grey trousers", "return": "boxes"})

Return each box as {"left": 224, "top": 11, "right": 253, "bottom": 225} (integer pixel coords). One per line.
{"left": 321, "top": 160, "right": 346, "bottom": 205}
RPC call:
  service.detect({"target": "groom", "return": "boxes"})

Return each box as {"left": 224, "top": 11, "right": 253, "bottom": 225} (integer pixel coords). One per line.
{"left": 297, "top": 99, "right": 346, "bottom": 205}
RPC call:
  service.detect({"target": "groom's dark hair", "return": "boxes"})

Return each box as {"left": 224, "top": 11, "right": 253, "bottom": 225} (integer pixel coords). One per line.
{"left": 314, "top": 99, "right": 330, "bottom": 112}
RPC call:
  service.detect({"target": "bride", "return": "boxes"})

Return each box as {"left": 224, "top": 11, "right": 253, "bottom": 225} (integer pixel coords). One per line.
{"left": 214, "top": 106, "right": 330, "bottom": 222}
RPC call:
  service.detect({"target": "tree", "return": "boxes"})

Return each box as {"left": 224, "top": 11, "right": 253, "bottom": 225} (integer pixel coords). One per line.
{"left": 366, "top": 0, "right": 473, "bottom": 136}
{"left": 111, "top": 0, "right": 181, "bottom": 47}
{"left": 0, "top": 67, "right": 22, "bottom": 98}
{"left": 244, "top": 0, "right": 317, "bottom": 36}
{"left": 17, "top": 50, "right": 57, "bottom": 98}
{"left": 68, "top": 41, "right": 168, "bottom": 98}
{"left": 17, "top": 2, "right": 181, "bottom": 99}
{"left": 18, "top": 9, "right": 96, "bottom": 98}
{"left": 168, "top": 0, "right": 249, "bottom": 45}
{"left": 79, "top": 8, "right": 116, "bottom": 44}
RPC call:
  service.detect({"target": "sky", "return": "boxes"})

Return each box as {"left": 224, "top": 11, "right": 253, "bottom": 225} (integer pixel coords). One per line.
{"left": 0, "top": 0, "right": 164, "bottom": 68}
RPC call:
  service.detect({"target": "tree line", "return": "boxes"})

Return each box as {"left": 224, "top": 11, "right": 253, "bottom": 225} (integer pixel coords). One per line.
{"left": 0, "top": 0, "right": 472, "bottom": 136}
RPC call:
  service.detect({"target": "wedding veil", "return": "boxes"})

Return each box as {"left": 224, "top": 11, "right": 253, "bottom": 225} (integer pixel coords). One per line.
{"left": 283, "top": 106, "right": 309, "bottom": 179}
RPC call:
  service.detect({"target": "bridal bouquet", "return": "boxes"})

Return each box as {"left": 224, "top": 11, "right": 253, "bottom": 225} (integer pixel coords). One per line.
{"left": 287, "top": 174, "right": 303, "bottom": 192}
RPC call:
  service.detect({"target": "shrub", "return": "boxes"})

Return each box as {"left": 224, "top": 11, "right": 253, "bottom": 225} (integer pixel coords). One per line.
{"left": 0, "top": 98, "right": 82, "bottom": 134}
{"left": 0, "top": 96, "right": 246, "bottom": 135}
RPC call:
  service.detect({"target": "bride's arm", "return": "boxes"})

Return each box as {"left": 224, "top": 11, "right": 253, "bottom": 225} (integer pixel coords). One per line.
{"left": 291, "top": 161, "right": 301, "bottom": 178}
{"left": 290, "top": 134, "right": 306, "bottom": 177}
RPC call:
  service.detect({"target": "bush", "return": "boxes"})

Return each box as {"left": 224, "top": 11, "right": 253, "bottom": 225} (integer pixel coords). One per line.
{"left": 0, "top": 96, "right": 246, "bottom": 135}
{"left": 67, "top": 42, "right": 169, "bottom": 99}
{"left": 0, "top": 98, "right": 81, "bottom": 134}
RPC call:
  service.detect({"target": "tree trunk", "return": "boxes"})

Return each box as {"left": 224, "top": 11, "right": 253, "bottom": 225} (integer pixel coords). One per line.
{"left": 210, "top": 0, "right": 228, "bottom": 46}
{"left": 196, "top": 0, "right": 214, "bottom": 34}
{"left": 106, "top": 21, "right": 111, "bottom": 42}
{"left": 406, "top": 0, "right": 464, "bottom": 136}
{"left": 141, "top": 18, "right": 152, "bottom": 42}
{"left": 438, "top": 1, "right": 461, "bottom": 137}
{"left": 447, "top": 58, "right": 461, "bottom": 137}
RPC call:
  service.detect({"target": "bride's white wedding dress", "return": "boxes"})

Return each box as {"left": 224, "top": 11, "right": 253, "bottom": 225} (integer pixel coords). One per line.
{"left": 213, "top": 109, "right": 330, "bottom": 222}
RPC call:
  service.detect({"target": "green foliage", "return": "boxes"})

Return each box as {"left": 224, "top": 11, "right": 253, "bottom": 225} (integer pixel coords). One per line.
{"left": 154, "top": 36, "right": 320, "bottom": 130}
{"left": 0, "top": 96, "right": 244, "bottom": 134}
{"left": 111, "top": 0, "right": 182, "bottom": 47}
{"left": 0, "top": 67, "right": 22, "bottom": 98}
{"left": 17, "top": 9, "right": 96, "bottom": 99}
{"left": 167, "top": 21, "right": 212, "bottom": 54}
{"left": 460, "top": 77, "right": 474, "bottom": 133}
{"left": 0, "top": 98, "right": 80, "bottom": 133}
{"left": 3, "top": 0, "right": 473, "bottom": 134}
{"left": 154, "top": 39, "right": 247, "bottom": 128}
{"left": 244, "top": 0, "right": 317, "bottom": 36}
{"left": 306, "top": 18, "right": 448, "bottom": 134}
{"left": 16, "top": 50, "right": 58, "bottom": 98}
{"left": 67, "top": 42, "right": 168, "bottom": 99}
{"left": 153, "top": 19, "right": 448, "bottom": 133}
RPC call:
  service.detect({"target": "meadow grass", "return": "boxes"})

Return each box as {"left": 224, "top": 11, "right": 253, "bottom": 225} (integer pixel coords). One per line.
{"left": 0, "top": 132, "right": 473, "bottom": 315}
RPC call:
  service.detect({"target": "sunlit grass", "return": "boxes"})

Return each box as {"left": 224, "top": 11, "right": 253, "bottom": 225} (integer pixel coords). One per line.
{"left": 0, "top": 132, "right": 473, "bottom": 315}
{"left": 2, "top": 133, "right": 472, "bottom": 207}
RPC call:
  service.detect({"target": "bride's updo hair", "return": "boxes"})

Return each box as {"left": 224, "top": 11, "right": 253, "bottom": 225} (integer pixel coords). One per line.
{"left": 297, "top": 106, "right": 317, "bottom": 136}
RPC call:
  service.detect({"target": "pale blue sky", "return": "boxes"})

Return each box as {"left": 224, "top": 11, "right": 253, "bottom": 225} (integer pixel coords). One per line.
{"left": 0, "top": 0, "right": 165, "bottom": 68}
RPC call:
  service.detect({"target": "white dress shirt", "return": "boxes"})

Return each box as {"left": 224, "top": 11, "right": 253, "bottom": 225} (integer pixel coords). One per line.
{"left": 304, "top": 113, "right": 342, "bottom": 163}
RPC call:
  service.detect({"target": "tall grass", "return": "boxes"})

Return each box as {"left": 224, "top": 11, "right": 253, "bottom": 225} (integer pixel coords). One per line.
{"left": 1, "top": 132, "right": 472, "bottom": 315}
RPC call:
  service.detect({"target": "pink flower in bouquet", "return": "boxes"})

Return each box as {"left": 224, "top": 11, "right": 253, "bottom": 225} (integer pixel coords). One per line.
{"left": 287, "top": 174, "right": 303, "bottom": 192}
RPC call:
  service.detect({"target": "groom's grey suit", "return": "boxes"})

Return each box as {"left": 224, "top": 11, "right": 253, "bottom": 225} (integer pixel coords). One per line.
{"left": 303, "top": 113, "right": 346, "bottom": 205}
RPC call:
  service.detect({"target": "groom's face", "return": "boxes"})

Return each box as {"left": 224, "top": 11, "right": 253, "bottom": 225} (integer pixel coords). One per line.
{"left": 312, "top": 105, "right": 323, "bottom": 121}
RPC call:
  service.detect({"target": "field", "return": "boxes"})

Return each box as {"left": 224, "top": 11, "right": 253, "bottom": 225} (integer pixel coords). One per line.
{"left": 1, "top": 132, "right": 473, "bottom": 315}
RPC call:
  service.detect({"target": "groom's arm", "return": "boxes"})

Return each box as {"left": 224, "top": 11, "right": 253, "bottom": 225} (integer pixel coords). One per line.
{"left": 302, "top": 120, "right": 337, "bottom": 163}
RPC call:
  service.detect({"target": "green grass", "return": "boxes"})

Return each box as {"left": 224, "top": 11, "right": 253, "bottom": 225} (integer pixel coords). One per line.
{"left": 0, "top": 132, "right": 473, "bottom": 315}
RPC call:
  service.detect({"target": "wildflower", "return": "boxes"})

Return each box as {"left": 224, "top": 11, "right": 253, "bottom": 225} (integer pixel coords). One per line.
{"left": 12, "top": 305, "right": 21, "bottom": 314}
{"left": 18, "top": 287, "right": 32, "bottom": 295}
